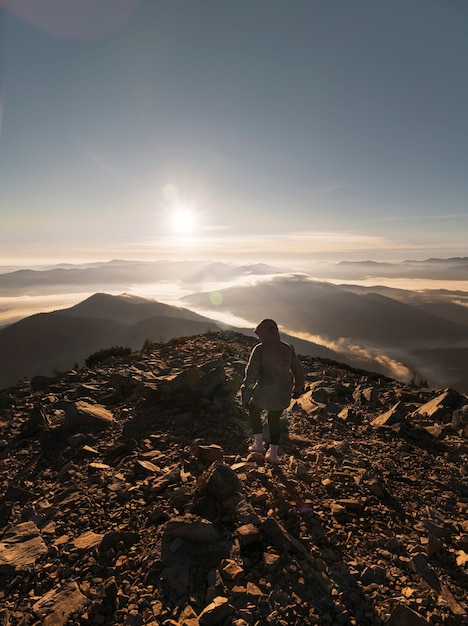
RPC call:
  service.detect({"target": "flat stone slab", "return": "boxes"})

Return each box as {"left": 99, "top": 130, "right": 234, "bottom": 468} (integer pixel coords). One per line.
{"left": 64, "top": 400, "right": 114, "bottom": 432}
{"left": 0, "top": 521, "right": 48, "bottom": 570}
{"left": 72, "top": 530, "right": 104, "bottom": 550}
{"left": 32, "top": 582, "right": 88, "bottom": 626}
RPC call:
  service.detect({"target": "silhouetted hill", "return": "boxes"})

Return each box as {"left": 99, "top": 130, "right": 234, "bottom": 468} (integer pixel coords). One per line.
{"left": 61, "top": 292, "right": 213, "bottom": 325}
{"left": 0, "top": 312, "right": 125, "bottom": 385}
{"left": 182, "top": 275, "right": 468, "bottom": 391}
{"left": 0, "top": 295, "right": 224, "bottom": 388}
{"left": 337, "top": 285, "right": 468, "bottom": 328}
{"left": 183, "top": 275, "right": 467, "bottom": 345}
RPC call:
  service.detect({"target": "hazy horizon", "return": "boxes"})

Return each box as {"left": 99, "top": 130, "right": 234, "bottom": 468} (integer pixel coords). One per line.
{"left": 1, "top": 256, "right": 467, "bottom": 329}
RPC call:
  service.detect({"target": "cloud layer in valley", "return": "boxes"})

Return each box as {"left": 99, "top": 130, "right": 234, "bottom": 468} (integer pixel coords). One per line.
{"left": 1, "top": 258, "right": 467, "bottom": 392}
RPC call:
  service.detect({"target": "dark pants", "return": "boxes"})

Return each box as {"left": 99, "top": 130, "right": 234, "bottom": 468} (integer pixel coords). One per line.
{"left": 248, "top": 403, "right": 283, "bottom": 445}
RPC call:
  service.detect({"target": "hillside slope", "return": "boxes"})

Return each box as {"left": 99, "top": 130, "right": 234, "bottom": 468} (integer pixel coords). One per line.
{"left": 183, "top": 277, "right": 467, "bottom": 345}
{"left": 0, "top": 306, "right": 221, "bottom": 389}
{"left": 0, "top": 293, "right": 337, "bottom": 390}
{"left": 0, "top": 331, "right": 467, "bottom": 625}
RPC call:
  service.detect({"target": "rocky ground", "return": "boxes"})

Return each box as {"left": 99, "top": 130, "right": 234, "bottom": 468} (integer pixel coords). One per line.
{"left": 0, "top": 330, "right": 467, "bottom": 626}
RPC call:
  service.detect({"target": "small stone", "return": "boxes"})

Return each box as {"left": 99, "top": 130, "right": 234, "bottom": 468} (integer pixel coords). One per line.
{"left": 72, "top": 530, "right": 103, "bottom": 550}
{"left": 198, "top": 596, "right": 235, "bottom": 625}
{"left": 456, "top": 551, "right": 468, "bottom": 567}
{"left": 222, "top": 560, "right": 244, "bottom": 581}
{"left": 237, "top": 523, "right": 260, "bottom": 546}
{"left": 191, "top": 443, "right": 224, "bottom": 463}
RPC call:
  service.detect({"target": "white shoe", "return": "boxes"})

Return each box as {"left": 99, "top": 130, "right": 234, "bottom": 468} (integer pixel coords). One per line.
{"left": 248, "top": 444, "right": 264, "bottom": 453}
{"left": 266, "top": 446, "right": 279, "bottom": 464}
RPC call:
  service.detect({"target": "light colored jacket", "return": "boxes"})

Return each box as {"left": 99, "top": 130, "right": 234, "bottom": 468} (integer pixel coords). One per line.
{"left": 242, "top": 339, "right": 305, "bottom": 411}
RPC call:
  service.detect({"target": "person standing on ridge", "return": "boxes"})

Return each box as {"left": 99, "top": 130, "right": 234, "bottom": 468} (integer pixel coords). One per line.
{"left": 241, "top": 318, "right": 305, "bottom": 464}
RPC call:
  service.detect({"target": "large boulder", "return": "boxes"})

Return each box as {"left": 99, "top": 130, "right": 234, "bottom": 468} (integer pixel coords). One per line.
{"left": 64, "top": 400, "right": 114, "bottom": 432}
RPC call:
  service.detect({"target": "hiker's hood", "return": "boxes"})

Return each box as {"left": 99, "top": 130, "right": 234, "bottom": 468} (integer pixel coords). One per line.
{"left": 254, "top": 318, "right": 280, "bottom": 341}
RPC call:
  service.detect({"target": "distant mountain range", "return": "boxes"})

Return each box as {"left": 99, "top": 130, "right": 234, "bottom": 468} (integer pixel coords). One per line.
{"left": 1, "top": 257, "right": 467, "bottom": 296}
{"left": 322, "top": 257, "right": 468, "bottom": 280}
{"left": 0, "top": 258, "right": 467, "bottom": 392}
{"left": 0, "top": 259, "right": 282, "bottom": 296}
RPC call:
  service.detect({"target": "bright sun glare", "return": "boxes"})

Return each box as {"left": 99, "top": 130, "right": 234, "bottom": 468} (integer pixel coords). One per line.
{"left": 170, "top": 207, "right": 196, "bottom": 236}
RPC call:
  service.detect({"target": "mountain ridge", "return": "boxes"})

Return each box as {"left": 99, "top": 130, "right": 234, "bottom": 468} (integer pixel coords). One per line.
{"left": 0, "top": 293, "right": 339, "bottom": 391}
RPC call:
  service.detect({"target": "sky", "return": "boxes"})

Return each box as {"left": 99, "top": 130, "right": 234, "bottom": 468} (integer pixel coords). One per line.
{"left": 0, "top": 0, "right": 467, "bottom": 267}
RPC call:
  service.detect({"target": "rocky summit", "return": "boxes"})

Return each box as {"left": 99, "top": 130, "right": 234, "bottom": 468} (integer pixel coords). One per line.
{"left": 0, "top": 331, "right": 467, "bottom": 626}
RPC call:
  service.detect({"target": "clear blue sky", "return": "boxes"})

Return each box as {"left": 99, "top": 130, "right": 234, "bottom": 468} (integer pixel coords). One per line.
{"left": 0, "top": 0, "right": 467, "bottom": 266}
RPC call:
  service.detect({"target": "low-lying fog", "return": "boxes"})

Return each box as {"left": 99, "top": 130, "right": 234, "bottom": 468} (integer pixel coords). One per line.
{"left": 1, "top": 282, "right": 467, "bottom": 325}
{"left": 1, "top": 272, "right": 468, "bottom": 329}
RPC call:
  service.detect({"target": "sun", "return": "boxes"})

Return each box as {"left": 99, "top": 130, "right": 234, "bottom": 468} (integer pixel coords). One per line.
{"left": 170, "top": 207, "right": 197, "bottom": 236}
